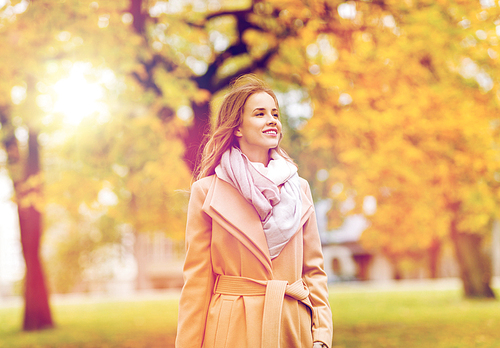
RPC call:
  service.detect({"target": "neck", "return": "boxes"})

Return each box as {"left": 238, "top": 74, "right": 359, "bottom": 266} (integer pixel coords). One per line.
{"left": 239, "top": 147, "right": 271, "bottom": 166}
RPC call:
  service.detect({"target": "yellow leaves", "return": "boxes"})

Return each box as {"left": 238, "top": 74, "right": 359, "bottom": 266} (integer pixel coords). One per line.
{"left": 17, "top": 190, "right": 43, "bottom": 211}
{"left": 38, "top": 88, "right": 192, "bottom": 236}
{"left": 2, "top": 0, "right": 499, "bottom": 283}
{"left": 305, "top": 49, "right": 500, "bottom": 257}
{"left": 456, "top": 212, "right": 491, "bottom": 234}
{"left": 316, "top": 70, "right": 348, "bottom": 90}
{"left": 360, "top": 187, "right": 449, "bottom": 255}
{"left": 154, "top": 70, "right": 197, "bottom": 109}
{"left": 453, "top": 152, "right": 471, "bottom": 168}
{"left": 15, "top": 173, "right": 45, "bottom": 210}
{"left": 243, "top": 29, "right": 277, "bottom": 59}
{"left": 46, "top": 170, "right": 102, "bottom": 215}
{"left": 193, "top": 89, "right": 212, "bottom": 105}
{"left": 18, "top": 172, "right": 44, "bottom": 193}
{"left": 338, "top": 148, "right": 364, "bottom": 164}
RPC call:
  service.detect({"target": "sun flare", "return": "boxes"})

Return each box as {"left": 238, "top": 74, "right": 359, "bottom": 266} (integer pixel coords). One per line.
{"left": 52, "top": 62, "right": 113, "bottom": 125}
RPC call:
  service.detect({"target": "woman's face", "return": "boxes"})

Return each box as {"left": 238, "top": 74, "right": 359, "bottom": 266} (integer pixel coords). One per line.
{"left": 234, "top": 91, "right": 282, "bottom": 164}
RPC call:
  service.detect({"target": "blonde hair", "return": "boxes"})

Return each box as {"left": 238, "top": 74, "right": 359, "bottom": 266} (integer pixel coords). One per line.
{"left": 196, "top": 74, "right": 294, "bottom": 180}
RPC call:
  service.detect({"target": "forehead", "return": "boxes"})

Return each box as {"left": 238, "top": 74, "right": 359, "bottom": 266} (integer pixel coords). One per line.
{"left": 244, "top": 92, "right": 277, "bottom": 110}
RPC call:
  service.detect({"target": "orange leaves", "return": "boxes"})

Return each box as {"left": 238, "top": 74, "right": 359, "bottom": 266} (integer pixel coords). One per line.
{"left": 338, "top": 148, "right": 364, "bottom": 164}
{"left": 193, "top": 89, "right": 212, "bottom": 105}
{"left": 292, "top": 0, "right": 500, "bottom": 264}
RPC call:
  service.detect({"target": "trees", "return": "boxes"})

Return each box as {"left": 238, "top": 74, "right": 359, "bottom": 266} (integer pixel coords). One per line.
{"left": 297, "top": 0, "right": 499, "bottom": 297}
{"left": 1, "top": 2, "right": 58, "bottom": 329}
{"left": 2, "top": 1, "right": 499, "bottom": 334}
{"left": 125, "top": 0, "right": 325, "bottom": 172}
{"left": 43, "top": 93, "right": 191, "bottom": 292}
{"left": 0, "top": 0, "right": 189, "bottom": 328}
{"left": 129, "top": 0, "right": 499, "bottom": 297}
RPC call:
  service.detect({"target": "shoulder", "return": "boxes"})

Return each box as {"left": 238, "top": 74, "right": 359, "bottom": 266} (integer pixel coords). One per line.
{"left": 191, "top": 175, "right": 216, "bottom": 193}
{"left": 188, "top": 176, "right": 216, "bottom": 204}
{"left": 298, "top": 176, "right": 315, "bottom": 205}
{"left": 187, "top": 175, "right": 216, "bottom": 214}
{"left": 298, "top": 176, "right": 311, "bottom": 193}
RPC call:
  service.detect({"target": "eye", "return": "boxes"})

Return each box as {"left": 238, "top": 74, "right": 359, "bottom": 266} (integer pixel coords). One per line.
{"left": 256, "top": 112, "right": 264, "bottom": 116}
{"left": 273, "top": 113, "right": 279, "bottom": 118}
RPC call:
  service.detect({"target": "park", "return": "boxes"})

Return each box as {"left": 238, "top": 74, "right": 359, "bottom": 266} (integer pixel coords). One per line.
{"left": 1, "top": 280, "right": 500, "bottom": 347}
{"left": 1, "top": 0, "right": 500, "bottom": 347}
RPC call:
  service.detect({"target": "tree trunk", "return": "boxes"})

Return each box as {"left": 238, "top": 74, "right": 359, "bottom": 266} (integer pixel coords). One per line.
{"left": 391, "top": 257, "right": 402, "bottom": 280}
{"left": 19, "top": 130, "right": 53, "bottom": 330}
{"left": 450, "top": 217, "right": 495, "bottom": 299}
{"left": 185, "top": 100, "right": 211, "bottom": 174}
{"left": 428, "top": 238, "right": 440, "bottom": 279}
{"left": 133, "top": 232, "right": 152, "bottom": 290}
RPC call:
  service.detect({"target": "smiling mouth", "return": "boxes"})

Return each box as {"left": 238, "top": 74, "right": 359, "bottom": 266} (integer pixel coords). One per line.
{"left": 263, "top": 130, "right": 278, "bottom": 135}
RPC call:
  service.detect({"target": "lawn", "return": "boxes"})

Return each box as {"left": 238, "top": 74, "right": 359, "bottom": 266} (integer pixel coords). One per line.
{"left": 0, "top": 293, "right": 179, "bottom": 348}
{"left": 0, "top": 284, "right": 499, "bottom": 348}
{"left": 330, "top": 285, "right": 500, "bottom": 348}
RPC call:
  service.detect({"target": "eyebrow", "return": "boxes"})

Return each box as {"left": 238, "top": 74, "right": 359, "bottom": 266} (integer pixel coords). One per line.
{"left": 253, "top": 107, "right": 279, "bottom": 112}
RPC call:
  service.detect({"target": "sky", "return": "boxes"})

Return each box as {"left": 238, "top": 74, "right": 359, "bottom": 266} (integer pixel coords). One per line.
{"left": 0, "top": 170, "right": 24, "bottom": 287}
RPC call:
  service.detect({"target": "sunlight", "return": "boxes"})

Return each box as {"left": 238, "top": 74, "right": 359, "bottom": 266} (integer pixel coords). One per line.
{"left": 52, "top": 62, "right": 112, "bottom": 125}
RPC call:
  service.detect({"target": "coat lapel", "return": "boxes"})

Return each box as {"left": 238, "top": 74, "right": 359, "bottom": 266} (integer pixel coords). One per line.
{"left": 203, "top": 177, "right": 273, "bottom": 271}
{"left": 202, "top": 176, "right": 315, "bottom": 272}
{"left": 299, "top": 180, "right": 314, "bottom": 227}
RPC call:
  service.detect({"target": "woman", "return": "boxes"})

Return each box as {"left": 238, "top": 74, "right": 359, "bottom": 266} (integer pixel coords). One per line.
{"left": 175, "top": 75, "right": 333, "bottom": 348}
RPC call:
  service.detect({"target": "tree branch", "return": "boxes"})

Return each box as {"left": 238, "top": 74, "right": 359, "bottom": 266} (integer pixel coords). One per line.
{"left": 0, "top": 105, "right": 20, "bottom": 167}
{"left": 214, "top": 45, "right": 280, "bottom": 91}
{"left": 129, "top": 0, "right": 147, "bottom": 35}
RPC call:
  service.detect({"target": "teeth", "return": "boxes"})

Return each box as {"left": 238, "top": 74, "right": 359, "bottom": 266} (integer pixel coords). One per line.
{"left": 264, "top": 130, "right": 277, "bottom": 134}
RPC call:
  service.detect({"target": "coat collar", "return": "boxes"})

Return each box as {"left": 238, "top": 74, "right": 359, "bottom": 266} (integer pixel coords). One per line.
{"left": 202, "top": 176, "right": 313, "bottom": 271}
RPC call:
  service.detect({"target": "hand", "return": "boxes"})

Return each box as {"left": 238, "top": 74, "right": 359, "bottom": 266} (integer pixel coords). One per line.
{"left": 313, "top": 342, "right": 327, "bottom": 348}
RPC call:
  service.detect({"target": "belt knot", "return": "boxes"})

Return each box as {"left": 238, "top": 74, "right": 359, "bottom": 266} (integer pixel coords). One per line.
{"left": 214, "top": 275, "right": 312, "bottom": 348}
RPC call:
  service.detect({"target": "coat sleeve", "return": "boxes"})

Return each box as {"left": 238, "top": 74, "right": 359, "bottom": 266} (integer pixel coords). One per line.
{"left": 175, "top": 179, "right": 214, "bottom": 348}
{"left": 301, "top": 180, "right": 334, "bottom": 348}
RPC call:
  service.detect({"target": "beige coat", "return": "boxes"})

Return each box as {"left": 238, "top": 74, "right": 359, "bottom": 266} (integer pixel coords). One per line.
{"left": 175, "top": 175, "right": 333, "bottom": 348}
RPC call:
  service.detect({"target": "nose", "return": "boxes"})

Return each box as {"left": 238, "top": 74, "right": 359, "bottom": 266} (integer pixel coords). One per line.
{"left": 267, "top": 115, "right": 276, "bottom": 125}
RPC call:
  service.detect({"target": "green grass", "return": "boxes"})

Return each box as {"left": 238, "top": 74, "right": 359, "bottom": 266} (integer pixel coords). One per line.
{"left": 1, "top": 286, "right": 499, "bottom": 348}
{"left": 330, "top": 287, "right": 500, "bottom": 348}
{"left": 0, "top": 296, "right": 178, "bottom": 348}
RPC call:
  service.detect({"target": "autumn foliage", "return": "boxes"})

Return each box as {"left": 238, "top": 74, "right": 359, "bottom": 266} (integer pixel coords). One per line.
{"left": 1, "top": 0, "right": 499, "bottom": 331}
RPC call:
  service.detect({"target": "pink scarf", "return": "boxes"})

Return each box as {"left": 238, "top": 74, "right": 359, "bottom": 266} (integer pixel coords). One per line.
{"left": 215, "top": 147, "right": 302, "bottom": 259}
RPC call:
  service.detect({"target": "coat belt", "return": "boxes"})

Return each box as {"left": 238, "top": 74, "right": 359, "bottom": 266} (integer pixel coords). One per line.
{"left": 214, "top": 274, "right": 313, "bottom": 348}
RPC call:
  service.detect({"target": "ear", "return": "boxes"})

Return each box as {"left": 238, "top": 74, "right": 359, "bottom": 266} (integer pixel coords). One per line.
{"left": 234, "top": 128, "right": 242, "bottom": 138}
